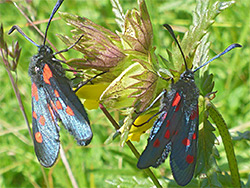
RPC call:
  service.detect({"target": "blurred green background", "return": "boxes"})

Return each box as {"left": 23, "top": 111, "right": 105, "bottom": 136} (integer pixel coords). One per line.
{"left": 0, "top": 0, "right": 249, "bottom": 187}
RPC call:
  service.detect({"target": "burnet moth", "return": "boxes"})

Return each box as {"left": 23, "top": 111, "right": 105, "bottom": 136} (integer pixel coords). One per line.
{"left": 8, "top": 0, "right": 92, "bottom": 167}
{"left": 137, "top": 24, "right": 241, "bottom": 186}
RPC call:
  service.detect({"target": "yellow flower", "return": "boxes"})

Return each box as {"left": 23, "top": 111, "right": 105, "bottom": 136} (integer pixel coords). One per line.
{"left": 75, "top": 83, "right": 109, "bottom": 110}
{"left": 127, "top": 113, "right": 156, "bottom": 142}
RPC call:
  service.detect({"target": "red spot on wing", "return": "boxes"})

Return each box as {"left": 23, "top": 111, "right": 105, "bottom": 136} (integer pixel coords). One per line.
{"left": 39, "top": 116, "right": 45, "bottom": 126}
{"left": 182, "top": 138, "right": 191, "bottom": 146}
{"left": 54, "top": 90, "right": 60, "bottom": 97}
{"left": 165, "top": 130, "right": 170, "bottom": 139}
{"left": 35, "top": 132, "right": 43, "bottom": 143}
{"left": 186, "top": 155, "right": 194, "bottom": 164}
{"left": 190, "top": 108, "right": 198, "bottom": 120}
{"left": 50, "top": 100, "right": 58, "bottom": 113}
{"left": 163, "top": 112, "right": 168, "bottom": 119}
{"left": 43, "top": 64, "right": 52, "bottom": 85}
{"left": 56, "top": 100, "right": 62, "bottom": 110}
{"left": 172, "top": 92, "right": 181, "bottom": 107}
{"left": 32, "top": 111, "right": 37, "bottom": 119}
{"left": 47, "top": 104, "right": 54, "bottom": 121}
{"left": 166, "top": 120, "right": 170, "bottom": 127}
{"left": 31, "top": 83, "right": 38, "bottom": 101}
{"left": 153, "top": 138, "right": 160, "bottom": 147}
{"left": 192, "top": 133, "right": 196, "bottom": 140}
{"left": 66, "top": 106, "right": 74, "bottom": 116}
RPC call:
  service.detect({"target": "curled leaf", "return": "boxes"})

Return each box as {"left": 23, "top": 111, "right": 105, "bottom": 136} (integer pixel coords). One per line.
{"left": 59, "top": 12, "right": 126, "bottom": 70}
{"left": 100, "top": 63, "right": 144, "bottom": 109}
{"left": 119, "top": 0, "right": 153, "bottom": 53}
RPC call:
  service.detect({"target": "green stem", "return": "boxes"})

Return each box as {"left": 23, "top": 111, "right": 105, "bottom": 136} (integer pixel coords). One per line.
{"left": 99, "top": 103, "right": 162, "bottom": 188}
{"left": 0, "top": 48, "right": 32, "bottom": 139}
{"left": 207, "top": 102, "right": 241, "bottom": 188}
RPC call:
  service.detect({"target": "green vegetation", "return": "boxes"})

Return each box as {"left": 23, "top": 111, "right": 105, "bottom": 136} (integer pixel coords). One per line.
{"left": 0, "top": 0, "right": 249, "bottom": 187}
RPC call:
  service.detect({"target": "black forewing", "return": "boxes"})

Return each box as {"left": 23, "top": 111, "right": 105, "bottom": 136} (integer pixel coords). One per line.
{"left": 137, "top": 92, "right": 185, "bottom": 169}
{"left": 44, "top": 63, "right": 92, "bottom": 146}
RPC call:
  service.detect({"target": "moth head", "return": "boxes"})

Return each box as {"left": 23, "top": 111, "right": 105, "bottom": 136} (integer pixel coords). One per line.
{"left": 38, "top": 45, "right": 53, "bottom": 56}
{"left": 180, "top": 69, "right": 194, "bottom": 82}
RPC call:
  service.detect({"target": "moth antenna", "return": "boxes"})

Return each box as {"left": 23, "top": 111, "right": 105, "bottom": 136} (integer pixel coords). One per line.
{"left": 74, "top": 71, "right": 108, "bottom": 93}
{"left": 163, "top": 24, "right": 188, "bottom": 70}
{"left": 53, "top": 35, "right": 84, "bottom": 55}
{"left": 8, "top": 0, "right": 64, "bottom": 47}
{"left": 8, "top": 25, "right": 39, "bottom": 47}
{"left": 43, "top": 0, "right": 64, "bottom": 45}
{"left": 193, "top": 43, "right": 242, "bottom": 72}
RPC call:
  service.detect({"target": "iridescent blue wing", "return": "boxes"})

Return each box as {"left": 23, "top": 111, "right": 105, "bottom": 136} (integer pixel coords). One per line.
{"left": 31, "top": 82, "right": 60, "bottom": 167}
{"left": 42, "top": 63, "right": 92, "bottom": 146}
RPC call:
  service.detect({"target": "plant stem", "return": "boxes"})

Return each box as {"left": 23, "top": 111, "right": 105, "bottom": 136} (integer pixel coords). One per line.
{"left": 0, "top": 48, "right": 32, "bottom": 138}
{"left": 99, "top": 103, "right": 162, "bottom": 188}
{"left": 60, "top": 144, "right": 79, "bottom": 188}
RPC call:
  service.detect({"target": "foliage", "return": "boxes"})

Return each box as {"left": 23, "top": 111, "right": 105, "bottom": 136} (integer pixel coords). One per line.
{"left": 0, "top": 0, "right": 249, "bottom": 187}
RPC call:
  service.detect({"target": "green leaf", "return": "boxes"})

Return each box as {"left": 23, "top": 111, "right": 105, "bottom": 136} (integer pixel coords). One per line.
{"left": 168, "top": 0, "right": 236, "bottom": 78}
{"left": 196, "top": 71, "right": 215, "bottom": 96}
{"left": 196, "top": 119, "right": 217, "bottom": 175}
{"left": 232, "top": 131, "right": 250, "bottom": 141}
{"left": 119, "top": 0, "right": 153, "bottom": 53}
{"left": 110, "top": 0, "right": 125, "bottom": 32}
{"left": 245, "top": 174, "right": 250, "bottom": 188}
{"left": 206, "top": 101, "right": 241, "bottom": 188}
{"left": 59, "top": 1, "right": 161, "bottom": 115}
{"left": 100, "top": 63, "right": 145, "bottom": 109}
{"left": 217, "top": 172, "right": 235, "bottom": 187}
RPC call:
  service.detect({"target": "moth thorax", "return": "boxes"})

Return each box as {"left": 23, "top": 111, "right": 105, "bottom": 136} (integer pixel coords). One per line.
{"left": 34, "top": 66, "right": 40, "bottom": 73}
{"left": 28, "top": 57, "right": 44, "bottom": 87}
{"left": 172, "top": 77, "right": 199, "bottom": 114}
